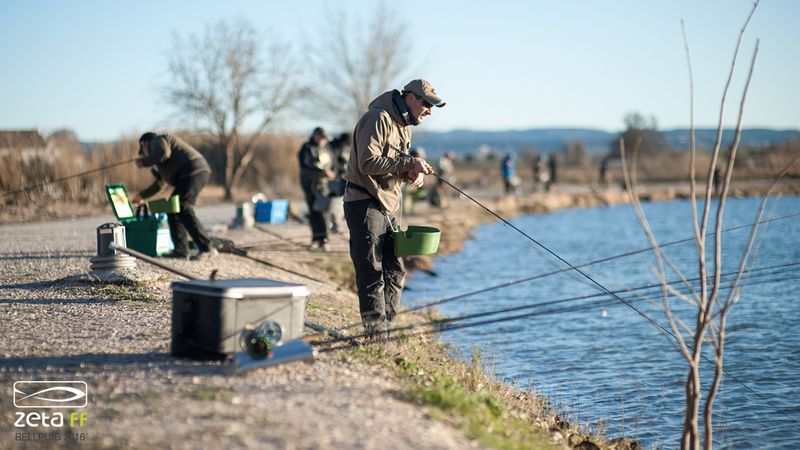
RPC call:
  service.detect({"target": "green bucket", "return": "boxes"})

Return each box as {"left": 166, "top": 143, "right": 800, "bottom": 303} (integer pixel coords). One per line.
{"left": 148, "top": 195, "right": 181, "bottom": 214}
{"left": 393, "top": 225, "right": 441, "bottom": 257}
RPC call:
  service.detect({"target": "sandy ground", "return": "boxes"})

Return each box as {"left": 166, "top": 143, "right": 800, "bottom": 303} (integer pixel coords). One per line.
{"left": 0, "top": 204, "right": 486, "bottom": 450}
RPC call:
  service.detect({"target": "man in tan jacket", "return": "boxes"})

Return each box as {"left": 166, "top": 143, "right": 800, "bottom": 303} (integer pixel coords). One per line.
{"left": 343, "top": 79, "right": 445, "bottom": 340}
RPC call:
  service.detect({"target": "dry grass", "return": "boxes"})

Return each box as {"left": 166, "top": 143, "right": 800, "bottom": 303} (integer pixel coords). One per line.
{"left": 1, "top": 132, "right": 304, "bottom": 208}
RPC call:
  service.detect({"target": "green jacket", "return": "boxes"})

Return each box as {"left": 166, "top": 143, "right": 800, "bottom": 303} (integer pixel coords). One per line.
{"left": 343, "top": 90, "right": 415, "bottom": 213}
{"left": 139, "top": 134, "right": 210, "bottom": 199}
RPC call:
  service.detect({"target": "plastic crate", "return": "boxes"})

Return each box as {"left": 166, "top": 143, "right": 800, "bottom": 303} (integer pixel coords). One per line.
{"left": 255, "top": 199, "right": 289, "bottom": 224}
{"left": 147, "top": 195, "right": 181, "bottom": 214}
{"left": 125, "top": 218, "right": 173, "bottom": 257}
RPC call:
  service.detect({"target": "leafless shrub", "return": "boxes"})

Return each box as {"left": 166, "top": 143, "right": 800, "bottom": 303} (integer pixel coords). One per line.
{"left": 615, "top": 4, "right": 798, "bottom": 449}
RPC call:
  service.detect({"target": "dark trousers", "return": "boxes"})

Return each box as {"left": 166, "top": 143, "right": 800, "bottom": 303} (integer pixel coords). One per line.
{"left": 303, "top": 186, "right": 328, "bottom": 243}
{"left": 344, "top": 199, "right": 404, "bottom": 324}
{"left": 168, "top": 170, "right": 211, "bottom": 253}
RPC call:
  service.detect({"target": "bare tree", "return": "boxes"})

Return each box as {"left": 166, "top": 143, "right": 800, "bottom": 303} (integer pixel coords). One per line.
{"left": 616, "top": 3, "right": 798, "bottom": 449}
{"left": 609, "top": 112, "right": 669, "bottom": 159}
{"left": 305, "top": 2, "right": 414, "bottom": 128}
{"left": 165, "top": 18, "right": 303, "bottom": 200}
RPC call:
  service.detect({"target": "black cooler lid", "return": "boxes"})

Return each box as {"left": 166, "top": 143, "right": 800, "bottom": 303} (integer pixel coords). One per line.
{"left": 171, "top": 278, "right": 310, "bottom": 299}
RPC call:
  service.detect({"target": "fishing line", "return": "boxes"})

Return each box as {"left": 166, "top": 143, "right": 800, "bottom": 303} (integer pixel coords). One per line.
{"left": 415, "top": 172, "right": 789, "bottom": 407}
{"left": 318, "top": 271, "right": 800, "bottom": 355}
{"left": 254, "top": 225, "right": 308, "bottom": 249}
{"left": 316, "top": 262, "right": 800, "bottom": 349}
{"left": 325, "top": 210, "right": 800, "bottom": 335}
{"left": 1, "top": 158, "right": 138, "bottom": 198}
{"left": 309, "top": 262, "right": 800, "bottom": 351}
{"left": 315, "top": 271, "right": 797, "bottom": 410}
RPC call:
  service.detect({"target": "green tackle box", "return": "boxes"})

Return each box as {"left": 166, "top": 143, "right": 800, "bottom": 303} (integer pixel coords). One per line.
{"left": 105, "top": 183, "right": 174, "bottom": 257}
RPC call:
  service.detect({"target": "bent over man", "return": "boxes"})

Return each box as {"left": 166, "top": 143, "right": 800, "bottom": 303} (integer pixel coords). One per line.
{"left": 343, "top": 79, "right": 445, "bottom": 339}
{"left": 133, "top": 132, "right": 216, "bottom": 261}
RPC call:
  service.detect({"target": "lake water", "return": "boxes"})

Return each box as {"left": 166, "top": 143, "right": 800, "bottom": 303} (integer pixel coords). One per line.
{"left": 404, "top": 195, "right": 800, "bottom": 449}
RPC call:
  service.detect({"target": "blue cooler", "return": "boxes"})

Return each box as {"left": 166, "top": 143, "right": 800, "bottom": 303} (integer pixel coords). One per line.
{"left": 255, "top": 199, "right": 289, "bottom": 224}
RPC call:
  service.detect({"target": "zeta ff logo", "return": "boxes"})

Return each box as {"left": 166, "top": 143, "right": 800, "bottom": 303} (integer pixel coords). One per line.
{"left": 13, "top": 381, "right": 88, "bottom": 408}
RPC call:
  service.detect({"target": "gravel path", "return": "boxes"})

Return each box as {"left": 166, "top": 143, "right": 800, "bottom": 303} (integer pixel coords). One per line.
{"left": 0, "top": 205, "right": 483, "bottom": 449}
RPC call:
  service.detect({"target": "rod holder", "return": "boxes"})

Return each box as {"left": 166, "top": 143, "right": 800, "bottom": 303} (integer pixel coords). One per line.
{"left": 90, "top": 223, "right": 136, "bottom": 271}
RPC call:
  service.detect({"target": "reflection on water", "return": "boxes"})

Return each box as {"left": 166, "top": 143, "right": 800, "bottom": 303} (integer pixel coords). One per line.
{"left": 405, "top": 196, "right": 800, "bottom": 449}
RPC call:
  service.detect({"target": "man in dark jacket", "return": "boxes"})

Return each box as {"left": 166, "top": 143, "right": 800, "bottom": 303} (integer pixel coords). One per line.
{"left": 298, "top": 127, "right": 334, "bottom": 250}
{"left": 327, "top": 132, "right": 352, "bottom": 233}
{"left": 132, "top": 132, "right": 216, "bottom": 260}
{"left": 343, "top": 79, "right": 443, "bottom": 340}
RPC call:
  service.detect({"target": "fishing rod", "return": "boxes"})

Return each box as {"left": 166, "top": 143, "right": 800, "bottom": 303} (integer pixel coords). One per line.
{"left": 253, "top": 225, "right": 309, "bottom": 249}
{"left": 317, "top": 271, "right": 800, "bottom": 356}
{"left": 1, "top": 158, "right": 138, "bottom": 198}
{"left": 425, "top": 171, "right": 787, "bottom": 408}
{"left": 323, "top": 210, "right": 800, "bottom": 335}
{"left": 431, "top": 172, "right": 767, "bottom": 326}
{"left": 315, "top": 272, "right": 798, "bottom": 410}
{"left": 315, "top": 261, "right": 800, "bottom": 350}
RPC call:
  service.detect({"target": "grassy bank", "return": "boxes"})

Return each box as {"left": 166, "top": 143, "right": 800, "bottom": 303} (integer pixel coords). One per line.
{"left": 356, "top": 181, "right": 796, "bottom": 449}
{"left": 308, "top": 194, "right": 652, "bottom": 450}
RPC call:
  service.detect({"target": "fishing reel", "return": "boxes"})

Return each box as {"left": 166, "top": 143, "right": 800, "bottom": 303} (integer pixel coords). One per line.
{"left": 239, "top": 320, "right": 283, "bottom": 360}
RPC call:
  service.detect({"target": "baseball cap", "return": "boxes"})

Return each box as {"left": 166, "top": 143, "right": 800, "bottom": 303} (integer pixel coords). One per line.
{"left": 403, "top": 79, "right": 446, "bottom": 108}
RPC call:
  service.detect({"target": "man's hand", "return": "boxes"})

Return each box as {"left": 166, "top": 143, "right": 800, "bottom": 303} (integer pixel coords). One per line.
{"left": 412, "top": 157, "right": 434, "bottom": 175}
{"left": 407, "top": 169, "right": 425, "bottom": 188}
{"left": 135, "top": 158, "right": 144, "bottom": 168}
{"left": 130, "top": 195, "right": 145, "bottom": 206}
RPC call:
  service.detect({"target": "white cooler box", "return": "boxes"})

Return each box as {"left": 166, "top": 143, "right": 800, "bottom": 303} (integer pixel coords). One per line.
{"left": 170, "top": 278, "right": 310, "bottom": 359}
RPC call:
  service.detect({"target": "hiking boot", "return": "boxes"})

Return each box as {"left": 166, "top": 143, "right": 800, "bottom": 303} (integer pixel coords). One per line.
{"left": 191, "top": 247, "right": 218, "bottom": 261}
{"left": 385, "top": 321, "right": 394, "bottom": 343}
{"left": 363, "top": 321, "right": 387, "bottom": 345}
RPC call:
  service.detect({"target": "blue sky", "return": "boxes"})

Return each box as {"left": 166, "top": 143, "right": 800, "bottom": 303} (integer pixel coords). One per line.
{"left": 1, "top": 0, "right": 797, "bottom": 141}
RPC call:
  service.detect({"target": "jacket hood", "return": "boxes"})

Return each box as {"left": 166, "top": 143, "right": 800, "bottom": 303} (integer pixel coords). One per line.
{"left": 368, "top": 90, "right": 408, "bottom": 126}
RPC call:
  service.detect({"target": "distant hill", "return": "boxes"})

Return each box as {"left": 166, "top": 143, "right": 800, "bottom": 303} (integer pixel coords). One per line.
{"left": 412, "top": 128, "right": 800, "bottom": 158}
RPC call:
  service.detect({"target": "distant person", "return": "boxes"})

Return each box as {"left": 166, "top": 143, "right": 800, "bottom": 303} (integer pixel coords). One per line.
{"left": 546, "top": 154, "right": 558, "bottom": 192}
{"left": 344, "top": 79, "right": 442, "bottom": 341}
{"left": 132, "top": 132, "right": 216, "bottom": 260}
{"left": 327, "top": 132, "right": 352, "bottom": 233}
{"left": 430, "top": 151, "right": 455, "bottom": 208}
{"left": 713, "top": 167, "right": 723, "bottom": 195}
{"left": 599, "top": 157, "right": 609, "bottom": 190}
{"left": 531, "top": 154, "right": 546, "bottom": 193}
{"left": 298, "top": 127, "right": 334, "bottom": 250}
{"left": 501, "top": 153, "right": 516, "bottom": 194}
